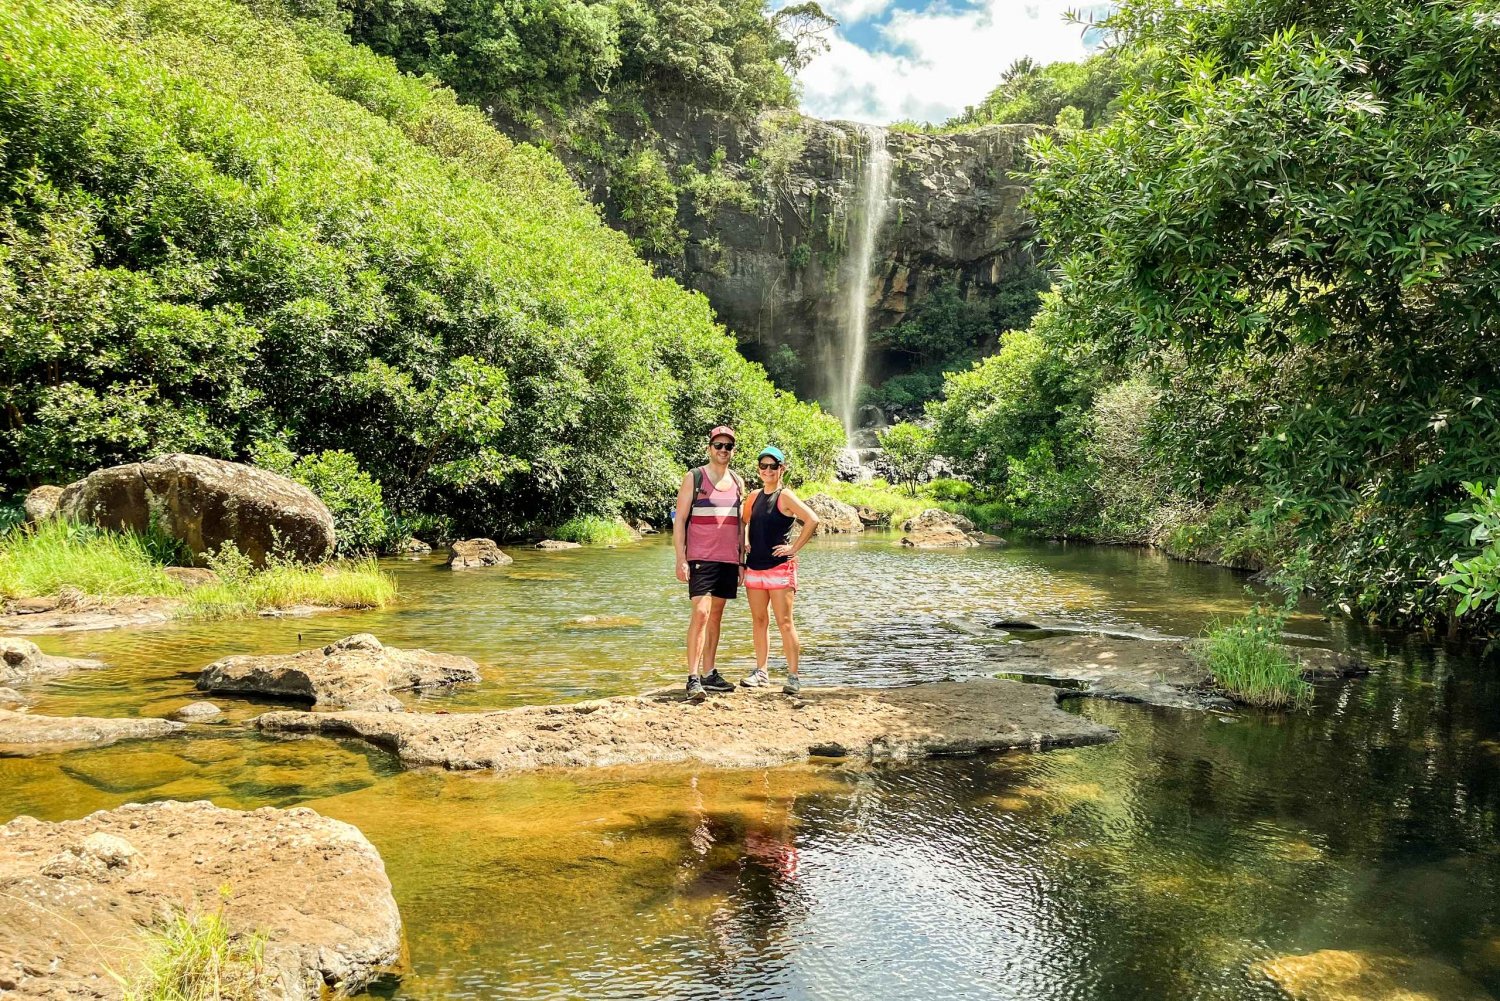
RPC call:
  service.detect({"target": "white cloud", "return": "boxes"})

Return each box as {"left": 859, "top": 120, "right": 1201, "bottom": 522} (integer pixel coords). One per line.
{"left": 819, "top": 0, "right": 899, "bottom": 26}
{"left": 796, "top": 0, "right": 1095, "bottom": 125}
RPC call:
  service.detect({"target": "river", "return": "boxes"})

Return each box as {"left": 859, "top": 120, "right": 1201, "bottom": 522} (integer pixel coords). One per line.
{"left": 4, "top": 535, "right": 1498, "bottom": 1000}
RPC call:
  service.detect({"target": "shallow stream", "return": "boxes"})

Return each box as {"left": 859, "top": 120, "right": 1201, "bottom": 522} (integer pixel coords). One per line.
{"left": 5, "top": 535, "right": 1499, "bottom": 1000}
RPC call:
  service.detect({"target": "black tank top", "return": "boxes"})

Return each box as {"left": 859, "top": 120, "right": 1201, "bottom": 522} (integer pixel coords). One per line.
{"left": 747, "top": 489, "right": 796, "bottom": 570}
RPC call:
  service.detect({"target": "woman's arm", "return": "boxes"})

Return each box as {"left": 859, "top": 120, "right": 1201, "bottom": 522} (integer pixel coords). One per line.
{"left": 741, "top": 489, "right": 759, "bottom": 566}
{"left": 775, "top": 489, "right": 820, "bottom": 558}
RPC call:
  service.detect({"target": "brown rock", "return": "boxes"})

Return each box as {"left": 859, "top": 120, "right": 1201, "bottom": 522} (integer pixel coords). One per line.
{"left": 1254, "top": 949, "right": 1493, "bottom": 1001}
{"left": 57, "top": 454, "right": 335, "bottom": 567}
{"left": 855, "top": 505, "right": 886, "bottom": 527}
{"left": 446, "top": 538, "right": 512, "bottom": 569}
{"left": 162, "top": 566, "right": 219, "bottom": 589}
{"left": 0, "top": 637, "right": 105, "bottom": 686}
{"left": 397, "top": 537, "right": 431, "bottom": 553}
{"left": 900, "top": 509, "right": 978, "bottom": 548}
{"left": 534, "top": 540, "right": 582, "bottom": 550}
{"left": 198, "top": 633, "right": 481, "bottom": 711}
{"left": 21, "top": 486, "right": 62, "bottom": 525}
{"left": 0, "top": 709, "right": 183, "bottom": 753}
{"left": 801, "top": 493, "right": 863, "bottom": 534}
{"left": 170, "top": 700, "right": 223, "bottom": 721}
{"left": 631, "top": 518, "right": 658, "bottom": 536}
{"left": 257, "top": 678, "right": 1117, "bottom": 773}
{"left": 0, "top": 801, "right": 403, "bottom": 999}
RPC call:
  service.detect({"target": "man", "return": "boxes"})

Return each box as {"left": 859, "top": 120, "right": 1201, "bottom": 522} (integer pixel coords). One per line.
{"left": 673, "top": 426, "right": 745, "bottom": 701}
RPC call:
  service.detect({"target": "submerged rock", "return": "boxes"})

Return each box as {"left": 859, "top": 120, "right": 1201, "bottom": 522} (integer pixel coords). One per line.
{"left": 1255, "top": 948, "right": 1493, "bottom": 1001}
{"left": 801, "top": 493, "right": 863, "bottom": 534}
{"left": 58, "top": 453, "right": 335, "bottom": 567}
{"left": 0, "top": 709, "right": 184, "bottom": 753}
{"left": 257, "top": 678, "right": 1116, "bottom": 773}
{"left": 900, "top": 509, "right": 979, "bottom": 549}
{"left": 562, "top": 614, "right": 644, "bottom": 630}
{"left": 21, "top": 485, "right": 62, "bottom": 524}
{"left": 534, "top": 539, "right": 582, "bottom": 550}
{"left": 197, "top": 633, "right": 481, "bottom": 711}
{"left": 171, "top": 700, "right": 224, "bottom": 721}
{"left": 0, "top": 800, "right": 403, "bottom": 999}
{"left": 447, "top": 537, "right": 512, "bottom": 569}
{"left": 0, "top": 637, "right": 105, "bottom": 685}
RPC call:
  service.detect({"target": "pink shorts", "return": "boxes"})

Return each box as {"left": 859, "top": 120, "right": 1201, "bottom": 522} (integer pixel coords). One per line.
{"left": 744, "top": 558, "right": 797, "bottom": 591}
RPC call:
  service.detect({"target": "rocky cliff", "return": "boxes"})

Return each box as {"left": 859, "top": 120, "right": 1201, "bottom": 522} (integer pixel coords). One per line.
{"left": 513, "top": 99, "right": 1039, "bottom": 404}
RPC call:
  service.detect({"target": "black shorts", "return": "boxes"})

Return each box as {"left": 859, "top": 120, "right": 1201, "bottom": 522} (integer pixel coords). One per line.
{"left": 688, "top": 560, "right": 740, "bottom": 600}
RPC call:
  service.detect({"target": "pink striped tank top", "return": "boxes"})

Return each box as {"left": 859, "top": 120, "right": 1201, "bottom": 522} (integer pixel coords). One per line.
{"left": 686, "top": 467, "right": 741, "bottom": 563}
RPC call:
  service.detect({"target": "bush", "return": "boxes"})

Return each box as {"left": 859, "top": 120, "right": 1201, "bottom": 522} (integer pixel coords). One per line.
{"left": 876, "top": 422, "right": 936, "bottom": 496}
{"left": 1440, "top": 479, "right": 1500, "bottom": 619}
{"left": 1198, "top": 605, "right": 1311, "bottom": 709}
{"left": 0, "top": 520, "right": 181, "bottom": 599}
{"left": 250, "top": 441, "right": 388, "bottom": 556}
{"left": 121, "top": 904, "right": 268, "bottom": 1001}
{"left": 550, "top": 515, "right": 636, "bottom": 546}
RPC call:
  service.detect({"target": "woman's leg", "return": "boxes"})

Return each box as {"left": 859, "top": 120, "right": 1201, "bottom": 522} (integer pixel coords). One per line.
{"left": 747, "top": 587, "right": 772, "bottom": 671}
{"left": 769, "top": 588, "right": 800, "bottom": 677}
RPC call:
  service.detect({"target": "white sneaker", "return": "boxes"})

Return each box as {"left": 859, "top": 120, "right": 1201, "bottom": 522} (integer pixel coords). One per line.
{"left": 740, "top": 668, "right": 770, "bottom": 688}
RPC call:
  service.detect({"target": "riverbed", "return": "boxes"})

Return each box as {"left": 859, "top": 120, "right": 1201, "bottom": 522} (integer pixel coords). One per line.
{"left": 5, "top": 535, "right": 1498, "bottom": 1000}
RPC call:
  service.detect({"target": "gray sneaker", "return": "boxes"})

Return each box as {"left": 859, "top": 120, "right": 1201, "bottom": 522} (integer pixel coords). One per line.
{"left": 741, "top": 668, "right": 770, "bottom": 688}
{"left": 685, "top": 675, "right": 706, "bottom": 702}
{"left": 782, "top": 674, "right": 801, "bottom": 695}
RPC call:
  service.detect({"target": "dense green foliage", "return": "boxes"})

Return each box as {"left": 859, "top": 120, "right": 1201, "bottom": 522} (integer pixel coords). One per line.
{"left": 876, "top": 422, "right": 935, "bottom": 496}
{"left": 345, "top": 0, "right": 828, "bottom": 113}
{"left": 1441, "top": 481, "right": 1500, "bottom": 618}
{"left": 947, "top": 54, "right": 1122, "bottom": 130}
{"left": 931, "top": 0, "right": 1500, "bottom": 627}
{"left": 1198, "top": 605, "right": 1311, "bottom": 709}
{"left": 0, "top": 0, "right": 841, "bottom": 535}
{"left": 550, "top": 514, "right": 637, "bottom": 545}
{"left": 250, "top": 440, "right": 389, "bottom": 555}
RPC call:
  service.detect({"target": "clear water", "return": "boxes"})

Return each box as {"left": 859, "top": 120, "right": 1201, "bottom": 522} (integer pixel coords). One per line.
{"left": 5, "top": 536, "right": 1499, "bottom": 1000}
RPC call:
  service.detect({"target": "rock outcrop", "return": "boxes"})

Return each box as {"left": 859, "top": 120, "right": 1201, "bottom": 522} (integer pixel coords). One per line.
{"left": 22, "top": 486, "right": 62, "bottom": 524}
{"left": 0, "top": 801, "right": 403, "bottom": 999}
{"left": 0, "top": 709, "right": 184, "bottom": 752}
{"left": 802, "top": 493, "right": 862, "bottom": 534}
{"left": 257, "top": 678, "right": 1116, "bottom": 772}
{"left": 900, "top": 509, "right": 980, "bottom": 548}
{"left": 446, "top": 538, "right": 512, "bottom": 569}
{"left": 58, "top": 454, "right": 335, "bottom": 566}
{"left": 0, "top": 637, "right": 105, "bottom": 685}
{"left": 197, "top": 633, "right": 481, "bottom": 711}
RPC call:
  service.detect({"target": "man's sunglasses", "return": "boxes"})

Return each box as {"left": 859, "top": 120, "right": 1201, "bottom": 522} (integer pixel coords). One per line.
{"left": 759, "top": 461, "right": 781, "bottom": 470}
{"left": 710, "top": 441, "right": 736, "bottom": 451}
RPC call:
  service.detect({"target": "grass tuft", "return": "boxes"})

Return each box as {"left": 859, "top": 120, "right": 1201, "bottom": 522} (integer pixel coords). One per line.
{"left": 1199, "top": 604, "right": 1312, "bottom": 708}
{"left": 183, "top": 544, "right": 396, "bottom": 619}
{"left": 120, "top": 906, "right": 269, "bottom": 1001}
{"left": 0, "top": 519, "right": 182, "bottom": 599}
{"left": 550, "top": 515, "right": 636, "bottom": 546}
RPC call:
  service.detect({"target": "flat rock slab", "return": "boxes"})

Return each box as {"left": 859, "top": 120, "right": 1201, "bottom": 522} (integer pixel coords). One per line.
{"left": 257, "top": 678, "right": 1117, "bottom": 772}
{"left": 1, "top": 597, "right": 179, "bottom": 635}
{"left": 0, "top": 801, "right": 403, "bottom": 999}
{"left": 0, "top": 709, "right": 184, "bottom": 755}
{"left": 198, "top": 633, "right": 481, "bottom": 711}
{"left": 0, "top": 636, "right": 105, "bottom": 684}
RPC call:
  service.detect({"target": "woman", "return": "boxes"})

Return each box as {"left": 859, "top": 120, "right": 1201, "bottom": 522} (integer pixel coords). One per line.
{"left": 738, "top": 446, "right": 820, "bottom": 694}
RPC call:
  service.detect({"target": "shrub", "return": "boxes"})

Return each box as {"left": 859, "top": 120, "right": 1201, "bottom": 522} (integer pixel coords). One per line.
{"left": 250, "top": 441, "right": 388, "bottom": 556}
{"left": 1440, "top": 478, "right": 1500, "bottom": 619}
{"left": 877, "top": 422, "right": 936, "bottom": 496}
{"left": 550, "top": 515, "right": 635, "bottom": 546}
{"left": 1199, "top": 605, "right": 1311, "bottom": 709}
{"left": 119, "top": 904, "right": 268, "bottom": 1001}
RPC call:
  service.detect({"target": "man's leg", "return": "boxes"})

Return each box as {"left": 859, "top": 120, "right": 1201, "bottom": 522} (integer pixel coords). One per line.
{"left": 686, "top": 595, "right": 713, "bottom": 676}
{"left": 700, "top": 596, "right": 728, "bottom": 673}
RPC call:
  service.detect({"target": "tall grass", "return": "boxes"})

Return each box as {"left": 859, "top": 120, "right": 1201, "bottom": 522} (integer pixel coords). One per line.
{"left": 120, "top": 907, "right": 268, "bottom": 1001}
{"left": 182, "top": 545, "right": 396, "bottom": 619}
{"left": 551, "top": 515, "right": 636, "bottom": 546}
{"left": 0, "top": 520, "right": 182, "bottom": 599}
{"left": 1199, "top": 604, "right": 1312, "bottom": 708}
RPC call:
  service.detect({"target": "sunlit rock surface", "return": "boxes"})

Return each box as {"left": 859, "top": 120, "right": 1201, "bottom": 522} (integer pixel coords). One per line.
{"left": 0, "top": 709, "right": 183, "bottom": 754}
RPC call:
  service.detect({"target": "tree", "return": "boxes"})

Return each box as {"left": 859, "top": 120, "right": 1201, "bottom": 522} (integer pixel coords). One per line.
{"left": 877, "top": 422, "right": 936, "bottom": 496}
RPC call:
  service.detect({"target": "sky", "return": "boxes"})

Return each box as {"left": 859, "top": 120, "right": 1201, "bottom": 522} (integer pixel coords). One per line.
{"left": 786, "top": 0, "right": 1106, "bottom": 125}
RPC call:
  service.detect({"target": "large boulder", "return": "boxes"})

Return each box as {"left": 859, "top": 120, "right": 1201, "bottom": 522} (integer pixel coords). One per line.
{"left": 900, "top": 509, "right": 979, "bottom": 549}
{"left": 801, "top": 493, "right": 863, "bottom": 534}
{"left": 0, "top": 637, "right": 104, "bottom": 686}
{"left": 0, "top": 801, "right": 403, "bottom": 999}
{"left": 447, "top": 538, "right": 512, "bottom": 569}
{"left": 57, "top": 454, "right": 335, "bottom": 567}
{"left": 198, "top": 633, "right": 481, "bottom": 711}
{"left": 21, "top": 486, "right": 62, "bottom": 525}
{"left": 0, "top": 709, "right": 184, "bottom": 753}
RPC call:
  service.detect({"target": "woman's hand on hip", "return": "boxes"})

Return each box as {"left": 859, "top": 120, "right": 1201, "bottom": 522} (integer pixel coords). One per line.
{"left": 771, "top": 544, "right": 794, "bottom": 558}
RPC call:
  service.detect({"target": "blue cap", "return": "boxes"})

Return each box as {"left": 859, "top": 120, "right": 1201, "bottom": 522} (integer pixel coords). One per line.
{"left": 758, "top": 446, "right": 786, "bottom": 464}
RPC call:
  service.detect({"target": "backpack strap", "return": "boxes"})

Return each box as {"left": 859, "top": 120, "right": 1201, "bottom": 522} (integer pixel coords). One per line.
{"left": 692, "top": 465, "right": 704, "bottom": 498}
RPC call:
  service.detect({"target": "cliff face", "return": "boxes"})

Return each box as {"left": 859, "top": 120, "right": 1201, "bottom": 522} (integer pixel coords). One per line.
{"left": 522, "top": 100, "right": 1039, "bottom": 403}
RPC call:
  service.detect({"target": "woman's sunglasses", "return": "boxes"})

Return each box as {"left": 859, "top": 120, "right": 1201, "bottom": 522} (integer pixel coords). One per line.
{"left": 759, "top": 461, "right": 781, "bottom": 470}
{"left": 710, "top": 441, "right": 736, "bottom": 451}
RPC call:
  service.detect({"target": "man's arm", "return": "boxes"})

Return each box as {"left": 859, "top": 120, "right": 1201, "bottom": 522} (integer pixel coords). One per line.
{"left": 672, "top": 471, "right": 694, "bottom": 582}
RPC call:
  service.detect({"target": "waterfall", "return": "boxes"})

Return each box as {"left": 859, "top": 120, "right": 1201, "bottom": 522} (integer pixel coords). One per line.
{"left": 835, "top": 126, "right": 892, "bottom": 440}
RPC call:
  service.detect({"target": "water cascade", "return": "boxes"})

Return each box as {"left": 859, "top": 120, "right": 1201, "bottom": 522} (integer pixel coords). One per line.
{"left": 835, "top": 126, "right": 893, "bottom": 441}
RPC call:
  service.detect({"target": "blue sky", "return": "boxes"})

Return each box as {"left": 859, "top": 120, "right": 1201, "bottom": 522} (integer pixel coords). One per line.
{"left": 787, "top": 0, "right": 1105, "bottom": 124}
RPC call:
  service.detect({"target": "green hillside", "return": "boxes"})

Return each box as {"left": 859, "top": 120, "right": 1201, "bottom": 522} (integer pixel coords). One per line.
{"left": 0, "top": 0, "right": 841, "bottom": 535}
